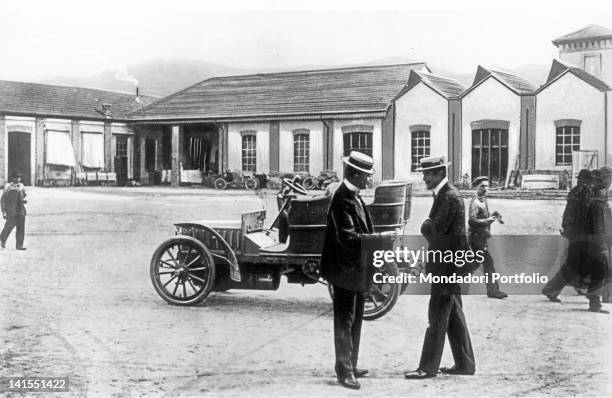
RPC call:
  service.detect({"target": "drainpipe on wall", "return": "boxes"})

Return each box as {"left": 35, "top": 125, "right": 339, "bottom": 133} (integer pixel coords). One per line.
{"left": 322, "top": 120, "right": 331, "bottom": 170}
{"left": 605, "top": 91, "right": 608, "bottom": 166}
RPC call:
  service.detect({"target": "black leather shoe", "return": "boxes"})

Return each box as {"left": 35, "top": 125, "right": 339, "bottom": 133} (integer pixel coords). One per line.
{"left": 16, "top": 247, "right": 26, "bottom": 251}
{"left": 487, "top": 291, "right": 508, "bottom": 299}
{"left": 404, "top": 369, "right": 435, "bottom": 379}
{"left": 588, "top": 307, "right": 610, "bottom": 314}
{"left": 337, "top": 375, "right": 360, "bottom": 390}
{"left": 0, "top": 241, "right": 5, "bottom": 249}
{"left": 544, "top": 294, "right": 561, "bottom": 303}
{"left": 353, "top": 368, "right": 369, "bottom": 378}
{"left": 439, "top": 366, "right": 475, "bottom": 375}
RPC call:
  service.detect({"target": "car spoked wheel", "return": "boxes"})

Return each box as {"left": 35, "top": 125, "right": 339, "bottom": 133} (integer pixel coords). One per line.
{"left": 150, "top": 236, "right": 216, "bottom": 306}
{"left": 363, "top": 260, "right": 400, "bottom": 320}
{"left": 326, "top": 260, "right": 400, "bottom": 321}
{"left": 244, "top": 177, "right": 258, "bottom": 191}
{"left": 214, "top": 178, "right": 227, "bottom": 190}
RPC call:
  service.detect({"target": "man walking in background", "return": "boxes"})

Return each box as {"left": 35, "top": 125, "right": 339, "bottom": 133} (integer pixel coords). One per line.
{"left": 584, "top": 167, "right": 612, "bottom": 313}
{"left": 1, "top": 172, "right": 28, "bottom": 250}
{"left": 468, "top": 176, "right": 508, "bottom": 299}
{"left": 542, "top": 169, "right": 593, "bottom": 302}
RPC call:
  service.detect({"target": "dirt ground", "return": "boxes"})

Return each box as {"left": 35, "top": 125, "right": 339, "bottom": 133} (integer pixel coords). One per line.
{"left": 0, "top": 187, "right": 610, "bottom": 397}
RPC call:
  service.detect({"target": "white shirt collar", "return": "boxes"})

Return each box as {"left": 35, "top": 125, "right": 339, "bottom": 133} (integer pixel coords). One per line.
{"left": 343, "top": 178, "right": 359, "bottom": 193}
{"left": 433, "top": 177, "right": 448, "bottom": 196}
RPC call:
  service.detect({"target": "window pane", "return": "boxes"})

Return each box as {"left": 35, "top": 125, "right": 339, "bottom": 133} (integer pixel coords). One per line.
{"left": 410, "top": 131, "right": 430, "bottom": 172}
{"left": 242, "top": 135, "right": 256, "bottom": 171}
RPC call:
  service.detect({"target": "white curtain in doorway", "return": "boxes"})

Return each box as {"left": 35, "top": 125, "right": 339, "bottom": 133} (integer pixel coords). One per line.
{"left": 46, "top": 130, "right": 76, "bottom": 167}
{"left": 81, "top": 132, "right": 105, "bottom": 168}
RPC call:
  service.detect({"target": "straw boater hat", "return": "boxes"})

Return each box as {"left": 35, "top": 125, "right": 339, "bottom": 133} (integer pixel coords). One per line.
{"left": 416, "top": 155, "right": 451, "bottom": 171}
{"left": 342, "top": 151, "right": 375, "bottom": 175}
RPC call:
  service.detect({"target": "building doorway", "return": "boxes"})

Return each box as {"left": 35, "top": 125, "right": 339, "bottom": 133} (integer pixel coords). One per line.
{"left": 115, "top": 135, "right": 128, "bottom": 186}
{"left": 471, "top": 129, "right": 508, "bottom": 186}
{"left": 8, "top": 131, "right": 31, "bottom": 186}
{"left": 183, "top": 125, "right": 219, "bottom": 175}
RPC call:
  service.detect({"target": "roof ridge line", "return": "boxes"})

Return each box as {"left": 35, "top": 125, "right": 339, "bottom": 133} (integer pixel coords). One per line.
{"left": 0, "top": 79, "right": 157, "bottom": 98}
{"left": 205, "top": 62, "right": 428, "bottom": 81}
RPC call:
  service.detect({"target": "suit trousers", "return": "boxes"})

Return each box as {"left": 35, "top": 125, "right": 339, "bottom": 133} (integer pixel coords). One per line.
{"left": 419, "top": 292, "right": 475, "bottom": 375}
{"left": 583, "top": 248, "right": 609, "bottom": 308}
{"left": 332, "top": 284, "right": 365, "bottom": 378}
{"left": 469, "top": 237, "right": 499, "bottom": 295}
{"left": 542, "top": 240, "right": 590, "bottom": 297}
{"left": 0, "top": 215, "right": 25, "bottom": 248}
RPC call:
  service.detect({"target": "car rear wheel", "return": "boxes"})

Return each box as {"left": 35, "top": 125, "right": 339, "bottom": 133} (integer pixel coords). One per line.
{"left": 244, "top": 177, "right": 258, "bottom": 191}
{"left": 327, "top": 260, "right": 401, "bottom": 321}
{"left": 214, "top": 178, "right": 227, "bottom": 190}
{"left": 150, "top": 236, "right": 216, "bottom": 306}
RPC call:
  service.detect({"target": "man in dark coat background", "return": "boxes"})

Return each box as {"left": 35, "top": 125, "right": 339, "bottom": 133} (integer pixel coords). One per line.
{"left": 584, "top": 167, "right": 612, "bottom": 313}
{"left": 1, "top": 172, "right": 27, "bottom": 250}
{"left": 542, "top": 169, "right": 593, "bottom": 302}
{"left": 320, "top": 151, "right": 374, "bottom": 390}
{"left": 404, "top": 155, "right": 475, "bottom": 379}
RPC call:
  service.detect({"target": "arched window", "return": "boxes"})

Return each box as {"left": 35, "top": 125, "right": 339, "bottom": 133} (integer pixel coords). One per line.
{"left": 293, "top": 129, "right": 310, "bottom": 172}
{"left": 342, "top": 125, "right": 373, "bottom": 157}
{"left": 470, "top": 120, "right": 509, "bottom": 185}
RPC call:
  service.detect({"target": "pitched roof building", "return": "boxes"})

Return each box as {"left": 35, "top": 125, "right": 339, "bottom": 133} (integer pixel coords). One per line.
{"left": 0, "top": 80, "right": 156, "bottom": 120}
{"left": 131, "top": 63, "right": 430, "bottom": 122}
{"left": 553, "top": 24, "right": 612, "bottom": 85}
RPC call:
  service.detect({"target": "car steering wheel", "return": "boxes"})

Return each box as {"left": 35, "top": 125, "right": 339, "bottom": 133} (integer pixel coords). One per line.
{"left": 282, "top": 177, "right": 307, "bottom": 195}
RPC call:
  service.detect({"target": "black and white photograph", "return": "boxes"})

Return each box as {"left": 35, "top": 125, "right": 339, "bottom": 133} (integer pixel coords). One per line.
{"left": 0, "top": 0, "right": 611, "bottom": 396}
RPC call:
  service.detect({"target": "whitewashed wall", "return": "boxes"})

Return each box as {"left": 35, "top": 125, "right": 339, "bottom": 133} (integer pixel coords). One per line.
{"left": 332, "top": 119, "right": 382, "bottom": 182}
{"left": 560, "top": 47, "right": 612, "bottom": 86}
{"left": 461, "top": 78, "right": 521, "bottom": 178}
{"left": 278, "top": 121, "right": 324, "bottom": 175}
{"left": 394, "top": 82, "right": 448, "bottom": 181}
{"left": 227, "top": 122, "right": 270, "bottom": 173}
{"left": 535, "top": 73, "right": 606, "bottom": 170}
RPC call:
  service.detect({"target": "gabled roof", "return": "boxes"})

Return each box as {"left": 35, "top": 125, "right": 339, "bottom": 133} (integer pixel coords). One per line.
{"left": 0, "top": 80, "right": 157, "bottom": 121}
{"left": 398, "top": 70, "right": 466, "bottom": 99}
{"left": 462, "top": 66, "right": 538, "bottom": 97}
{"left": 540, "top": 59, "right": 610, "bottom": 92}
{"left": 131, "top": 63, "right": 430, "bottom": 121}
{"left": 553, "top": 24, "right": 612, "bottom": 46}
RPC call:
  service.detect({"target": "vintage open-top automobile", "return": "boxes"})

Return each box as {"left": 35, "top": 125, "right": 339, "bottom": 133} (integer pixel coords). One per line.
{"left": 150, "top": 179, "right": 412, "bottom": 320}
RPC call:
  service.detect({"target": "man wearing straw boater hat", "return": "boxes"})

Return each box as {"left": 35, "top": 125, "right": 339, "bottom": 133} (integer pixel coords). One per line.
{"left": 404, "top": 155, "right": 475, "bottom": 379}
{"left": 320, "top": 151, "right": 374, "bottom": 390}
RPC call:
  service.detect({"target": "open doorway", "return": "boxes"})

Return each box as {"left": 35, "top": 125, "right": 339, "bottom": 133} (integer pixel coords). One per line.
{"left": 8, "top": 131, "right": 31, "bottom": 185}
{"left": 183, "top": 124, "right": 219, "bottom": 175}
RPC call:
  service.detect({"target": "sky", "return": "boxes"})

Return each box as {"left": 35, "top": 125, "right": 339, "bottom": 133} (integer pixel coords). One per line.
{"left": 0, "top": 0, "right": 611, "bottom": 81}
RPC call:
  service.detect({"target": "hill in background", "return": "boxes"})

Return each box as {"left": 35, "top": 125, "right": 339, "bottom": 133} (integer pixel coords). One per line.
{"left": 42, "top": 58, "right": 551, "bottom": 98}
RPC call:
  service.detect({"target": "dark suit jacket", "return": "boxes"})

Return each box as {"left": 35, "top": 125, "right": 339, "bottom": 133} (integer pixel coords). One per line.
{"left": 421, "top": 182, "right": 470, "bottom": 283}
{"left": 320, "top": 182, "right": 373, "bottom": 292}
{"left": 1, "top": 183, "right": 27, "bottom": 217}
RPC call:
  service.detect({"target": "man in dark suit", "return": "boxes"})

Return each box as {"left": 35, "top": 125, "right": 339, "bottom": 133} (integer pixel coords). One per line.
{"left": 542, "top": 169, "right": 593, "bottom": 302}
{"left": 404, "top": 155, "right": 475, "bottom": 379}
{"left": 320, "top": 151, "right": 374, "bottom": 390}
{"left": 1, "top": 172, "right": 28, "bottom": 250}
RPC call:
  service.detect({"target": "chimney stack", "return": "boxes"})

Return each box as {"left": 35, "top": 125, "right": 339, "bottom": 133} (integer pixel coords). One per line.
{"left": 102, "top": 103, "right": 112, "bottom": 117}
